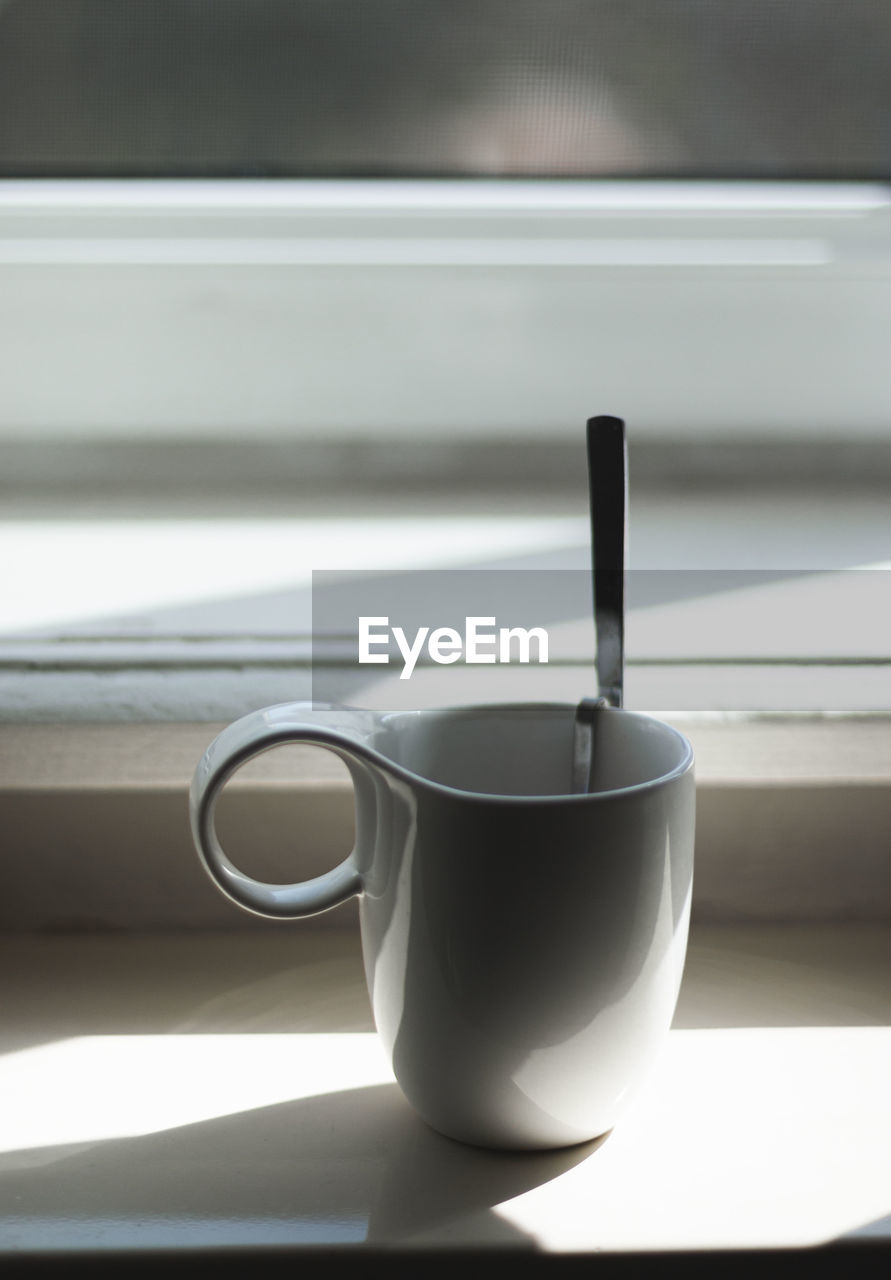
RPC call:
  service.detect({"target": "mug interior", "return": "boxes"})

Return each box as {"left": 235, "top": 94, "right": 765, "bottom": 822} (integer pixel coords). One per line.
{"left": 376, "top": 703, "right": 691, "bottom": 798}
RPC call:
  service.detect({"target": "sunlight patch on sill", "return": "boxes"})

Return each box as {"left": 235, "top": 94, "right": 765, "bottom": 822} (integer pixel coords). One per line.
{"left": 492, "top": 1026, "right": 891, "bottom": 1252}
{"left": 1, "top": 515, "right": 583, "bottom": 635}
{"left": 0, "top": 1033, "right": 390, "bottom": 1154}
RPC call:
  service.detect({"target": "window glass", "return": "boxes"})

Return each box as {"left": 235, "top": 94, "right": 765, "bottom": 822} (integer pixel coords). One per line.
{"left": 0, "top": 0, "right": 889, "bottom": 178}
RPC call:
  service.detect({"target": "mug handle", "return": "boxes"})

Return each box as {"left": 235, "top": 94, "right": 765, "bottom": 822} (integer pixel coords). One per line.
{"left": 190, "top": 704, "right": 378, "bottom": 920}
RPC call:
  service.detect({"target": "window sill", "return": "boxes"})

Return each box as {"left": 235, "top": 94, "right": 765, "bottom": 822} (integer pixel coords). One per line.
{"left": 0, "top": 923, "right": 887, "bottom": 1264}
{"left": 2, "top": 484, "right": 889, "bottom": 929}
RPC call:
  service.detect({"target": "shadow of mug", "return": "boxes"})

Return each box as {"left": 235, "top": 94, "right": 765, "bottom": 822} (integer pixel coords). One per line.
{"left": 0, "top": 1082, "right": 603, "bottom": 1250}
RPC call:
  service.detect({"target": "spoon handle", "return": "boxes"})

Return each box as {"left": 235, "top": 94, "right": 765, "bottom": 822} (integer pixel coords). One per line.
{"left": 587, "top": 414, "right": 627, "bottom": 708}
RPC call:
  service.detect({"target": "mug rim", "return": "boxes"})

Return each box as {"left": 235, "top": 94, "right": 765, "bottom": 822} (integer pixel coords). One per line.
{"left": 373, "top": 700, "right": 695, "bottom": 804}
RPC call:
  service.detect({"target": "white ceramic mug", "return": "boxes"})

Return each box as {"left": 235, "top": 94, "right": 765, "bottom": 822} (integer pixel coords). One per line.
{"left": 190, "top": 700, "right": 695, "bottom": 1150}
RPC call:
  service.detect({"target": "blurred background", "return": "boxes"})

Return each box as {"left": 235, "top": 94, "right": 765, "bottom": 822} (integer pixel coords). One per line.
{"left": 0, "top": 0, "right": 889, "bottom": 715}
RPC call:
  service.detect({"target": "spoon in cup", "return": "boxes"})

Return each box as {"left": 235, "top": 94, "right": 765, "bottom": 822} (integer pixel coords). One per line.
{"left": 572, "top": 414, "right": 628, "bottom": 793}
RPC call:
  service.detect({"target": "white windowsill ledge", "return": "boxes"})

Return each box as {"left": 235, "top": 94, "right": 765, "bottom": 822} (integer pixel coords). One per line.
{"left": 0, "top": 924, "right": 887, "bottom": 1263}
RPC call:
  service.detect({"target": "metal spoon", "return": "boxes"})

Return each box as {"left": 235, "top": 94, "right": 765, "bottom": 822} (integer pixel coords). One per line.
{"left": 572, "top": 414, "right": 628, "bottom": 793}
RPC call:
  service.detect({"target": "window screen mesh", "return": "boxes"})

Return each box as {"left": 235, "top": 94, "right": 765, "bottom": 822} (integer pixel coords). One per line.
{"left": 0, "top": 0, "right": 888, "bottom": 178}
